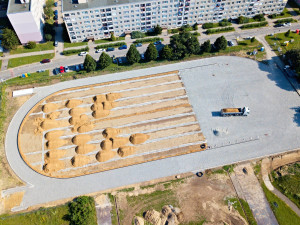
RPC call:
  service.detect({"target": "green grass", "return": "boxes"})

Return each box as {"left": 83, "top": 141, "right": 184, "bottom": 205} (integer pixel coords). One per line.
{"left": 118, "top": 187, "right": 135, "bottom": 192}
{"left": 265, "top": 32, "right": 300, "bottom": 55}
{"left": 10, "top": 42, "right": 54, "bottom": 55}
{"left": 108, "top": 194, "right": 118, "bottom": 225}
{"left": 0, "top": 60, "right": 2, "bottom": 69}
{"left": 206, "top": 27, "right": 235, "bottom": 35}
{"left": 0, "top": 205, "right": 69, "bottom": 225}
{"left": 7, "top": 53, "right": 55, "bottom": 68}
{"left": 253, "top": 163, "right": 261, "bottom": 176}
{"left": 269, "top": 8, "right": 295, "bottom": 19}
{"left": 64, "top": 42, "right": 88, "bottom": 48}
{"left": 261, "top": 182, "right": 300, "bottom": 225}
{"left": 5, "top": 70, "right": 50, "bottom": 86}
{"left": 94, "top": 37, "right": 125, "bottom": 44}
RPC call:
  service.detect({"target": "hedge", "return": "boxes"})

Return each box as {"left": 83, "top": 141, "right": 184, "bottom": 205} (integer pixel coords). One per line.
{"left": 133, "top": 37, "right": 163, "bottom": 43}
{"left": 240, "top": 21, "right": 268, "bottom": 29}
{"left": 275, "top": 18, "right": 296, "bottom": 24}
{"left": 62, "top": 47, "right": 89, "bottom": 56}
{"left": 95, "top": 42, "right": 126, "bottom": 49}
{"left": 202, "top": 23, "right": 214, "bottom": 29}
{"left": 169, "top": 29, "right": 179, "bottom": 34}
{"left": 206, "top": 27, "right": 234, "bottom": 34}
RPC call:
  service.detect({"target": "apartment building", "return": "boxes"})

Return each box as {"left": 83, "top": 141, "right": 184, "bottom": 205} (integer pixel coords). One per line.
{"left": 63, "top": 0, "right": 288, "bottom": 43}
{"left": 7, "top": 0, "right": 45, "bottom": 44}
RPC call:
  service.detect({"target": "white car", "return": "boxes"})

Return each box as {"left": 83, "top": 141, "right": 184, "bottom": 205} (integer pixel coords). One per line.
{"left": 64, "top": 66, "right": 70, "bottom": 73}
{"left": 96, "top": 49, "right": 105, "bottom": 53}
{"left": 79, "top": 52, "right": 88, "bottom": 56}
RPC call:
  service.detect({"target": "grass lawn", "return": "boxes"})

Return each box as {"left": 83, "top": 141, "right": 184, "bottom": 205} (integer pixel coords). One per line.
{"left": 0, "top": 60, "right": 2, "bottom": 69}
{"left": 261, "top": 182, "right": 300, "bottom": 225}
{"left": 0, "top": 205, "right": 69, "bottom": 225}
{"left": 94, "top": 37, "right": 125, "bottom": 44}
{"left": 7, "top": 53, "right": 55, "bottom": 68}
{"left": 6, "top": 70, "right": 51, "bottom": 86}
{"left": 64, "top": 42, "right": 88, "bottom": 48}
{"left": 10, "top": 42, "right": 54, "bottom": 55}
{"left": 206, "top": 27, "right": 235, "bottom": 35}
{"left": 270, "top": 8, "right": 295, "bottom": 19}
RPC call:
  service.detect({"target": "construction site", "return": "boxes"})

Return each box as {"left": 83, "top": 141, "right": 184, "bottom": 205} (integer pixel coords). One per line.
{"left": 18, "top": 71, "right": 207, "bottom": 178}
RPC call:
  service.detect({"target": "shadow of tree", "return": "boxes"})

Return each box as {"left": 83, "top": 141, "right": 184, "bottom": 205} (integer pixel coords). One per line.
{"left": 291, "top": 107, "right": 300, "bottom": 127}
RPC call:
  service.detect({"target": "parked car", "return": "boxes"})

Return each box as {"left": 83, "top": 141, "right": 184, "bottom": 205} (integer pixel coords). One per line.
{"left": 96, "top": 49, "right": 105, "bottom": 53}
{"left": 154, "top": 40, "right": 162, "bottom": 45}
{"left": 136, "top": 43, "right": 142, "bottom": 47}
{"left": 274, "top": 23, "right": 284, "bottom": 28}
{"left": 79, "top": 51, "right": 88, "bottom": 56}
{"left": 64, "top": 66, "right": 70, "bottom": 73}
{"left": 59, "top": 66, "right": 65, "bottom": 73}
{"left": 54, "top": 15, "right": 58, "bottom": 20}
{"left": 41, "top": 59, "right": 51, "bottom": 63}
{"left": 54, "top": 10, "right": 58, "bottom": 15}
{"left": 227, "top": 41, "right": 234, "bottom": 46}
{"left": 80, "top": 64, "right": 84, "bottom": 70}
{"left": 106, "top": 47, "right": 115, "bottom": 51}
{"left": 140, "top": 54, "right": 145, "bottom": 60}
{"left": 54, "top": 2, "right": 58, "bottom": 7}
{"left": 75, "top": 65, "right": 80, "bottom": 71}
{"left": 284, "top": 22, "right": 291, "bottom": 26}
{"left": 118, "top": 45, "right": 127, "bottom": 50}
{"left": 118, "top": 58, "right": 123, "bottom": 64}
{"left": 54, "top": 41, "right": 58, "bottom": 47}
{"left": 53, "top": 68, "right": 59, "bottom": 75}
{"left": 37, "top": 69, "right": 45, "bottom": 73}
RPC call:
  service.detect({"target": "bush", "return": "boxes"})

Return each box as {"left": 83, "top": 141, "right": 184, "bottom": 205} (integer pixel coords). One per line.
{"left": 275, "top": 18, "right": 295, "bottom": 24}
{"left": 251, "top": 37, "right": 256, "bottom": 43}
{"left": 133, "top": 37, "right": 163, "bottom": 43}
{"left": 285, "top": 29, "right": 291, "bottom": 37}
{"left": 110, "top": 32, "right": 116, "bottom": 41}
{"left": 206, "top": 27, "right": 234, "bottom": 34}
{"left": 238, "top": 16, "right": 250, "bottom": 24}
{"left": 95, "top": 42, "right": 126, "bottom": 49}
{"left": 192, "top": 23, "right": 198, "bottom": 30}
{"left": 219, "top": 19, "right": 231, "bottom": 27}
{"left": 240, "top": 21, "right": 268, "bottom": 29}
{"left": 169, "top": 29, "right": 179, "bottom": 34}
{"left": 202, "top": 23, "right": 214, "bottom": 29}
{"left": 192, "top": 31, "right": 200, "bottom": 36}
{"left": 131, "top": 31, "right": 145, "bottom": 39}
{"left": 45, "top": 34, "right": 52, "bottom": 41}
{"left": 201, "top": 40, "right": 211, "bottom": 53}
{"left": 62, "top": 47, "right": 89, "bottom": 55}
{"left": 181, "top": 24, "right": 193, "bottom": 32}
{"left": 253, "top": 14, "right": 265, "bottom": 21}
{"left": 26, "top": 41, "right": 36, "bottom": 49}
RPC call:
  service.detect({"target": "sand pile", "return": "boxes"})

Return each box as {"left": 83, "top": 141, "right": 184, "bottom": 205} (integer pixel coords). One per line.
{"left": 162, "top": 205, "right": 172, "bottom": 217}
{"left": 75, "top": 144, "right": 96, "bottom": 154}
{"left": 144, "top": 209, "right": 161, "bottom": 225}
{"left": 106, "top": 93, "right": 121, "bottom": 101}
{"left": 176, "top": 212, "right": 184, "bottom": 223}
{"left": 94, "top": 94, "right": 106, "bottom": 103}
{"left": 77, "top": 123, "right": 94, "bottom": 133}
{"left": 69, "top": 114, "right": 89, "bottom": 125}
{"left": 92, "top": 110, "right": 110, "bottom": 119}
{"left": 46, "top": 139, "right": 67, "bottom": 149}
{"left": 42, "top": 103, "right": 59, "bottom": 113}
{"left": 166, "top": 213, "right": 179, "bottom": 225}
{"left": 129, "top": 133, "right": 150, "bottom": 145}
{"left": 46, "top": 111, "right": 61, "bottom": 120}
{"left": 43, "top": 160, "right": 64, "bottom": 173}
{"left": 40, "top": 119, "right": 61, "bottom": 130}
{"left": 69, "top": 108, "right": 86, "bottom": 116}
{"left": 45, "top": 130, "right": 64, "bottom": 140}
{"left": 91, "top": 103, "right": 103, "bottom": 111}
{"left": 117, "top": 146, "right": 136, "bottom": 157}
{"left": 72, "top": 134, "right": 92, "bottom": 145}
{"left": 111, "top": 137, "right": 129, "bottom": 149}
{"left": 71, "top": 155, "right": 90, "bottom": 167}
{"left": 65, "top": 99, "right": 83, "bottom": 108}
{"left": 102, "top": 128, "right": 122, "bottom": 138}
{"left": 96, "top": 150, "right": 116, "bottom": 162}
{"left": 134, "top": 217, "right": 144, "bottom": 225}
{"left": 100, "top": 139, "right": 112, "bottom": 151}
{"left": 102, "top": 101, "right": 116, "bottom": 110}
{"left": 45, "top": 149, "right": 66, "bottom": 159}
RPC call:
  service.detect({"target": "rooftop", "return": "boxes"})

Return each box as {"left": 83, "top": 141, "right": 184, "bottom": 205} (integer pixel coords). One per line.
{"left": 8, "top": 0, "right": 31, "bottom": 14}
{"left": 63, "top": 0, "right": 146, "bottom": 12}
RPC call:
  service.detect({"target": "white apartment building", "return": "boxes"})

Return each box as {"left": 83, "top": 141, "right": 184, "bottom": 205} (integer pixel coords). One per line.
{"left": 63, "top": 0, "right": 288, "bottom": 43}
{"left": 7, "top": 0, "right": 45, "bottom": 44}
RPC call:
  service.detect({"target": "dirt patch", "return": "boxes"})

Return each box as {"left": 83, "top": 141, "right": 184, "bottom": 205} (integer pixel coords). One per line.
{"left": 3, "top": 191, "right": 24, "bottom": 211}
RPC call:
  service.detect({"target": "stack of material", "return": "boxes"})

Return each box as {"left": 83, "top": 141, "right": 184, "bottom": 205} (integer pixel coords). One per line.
{"left": 117, "top": 146, "right": 136, "bottom": 157}
{"left": 111, "top": 137, "right": 129, "bottom": 149}
{"left": 100, "top": 139, "right": 113, "bottom": 151}
{"left": 46, "top": 139, "right": 67, "bottom": 149}
{"left": 96, "top": 150, "right": 116, "bottom": 162}
{"left": 144, "top": 209, "right": 162, "bottom": 225}
{"left": 43, "top": 160, "right": 64, "bottom": 173}
{"left": 134, "top": 216, "right": 145, "bottom": 225}
{"left": 106, "top": 93, "right": 121, "bottom": 101}
{"left": 46, "top": 111, "right": 61, "bottom": 120}
{"left": 65, "top": 99, "right": 83, "bottom": 108}
{"left": 71, "top": 155, "right": 90, "bottom": 167}
{"left": 72, "top": 134, "right": 92, "bottom": 145}
{"left": 129, "top": 133, "right": 150, "bottom": 144}
{"left": 75, "top": 144, "right": 96, "bottom": 154}
{"left": 102, "top": 128, "right": 122, "bottom": 138}
{"left": 42, "top": 103, "right": 59, "bottom": 113}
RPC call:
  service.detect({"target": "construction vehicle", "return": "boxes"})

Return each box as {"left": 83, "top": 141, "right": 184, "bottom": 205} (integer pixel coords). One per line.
{"left": 220, "top": 107, "right": 250, "bottom": 117}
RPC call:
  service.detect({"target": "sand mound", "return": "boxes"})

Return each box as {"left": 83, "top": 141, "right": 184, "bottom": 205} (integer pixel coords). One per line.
{"left": 46, "top": 139, "right": 67, "bottom": 149}
{"left": 100, "top": 139, "right": 113, "bottom": 151}
{"left": 91, "top": 103, "right": 103, "bottom": 111}
{"left": 111, "top": 137, "right": 129, "bottom": 149}
{"left": 72, "top": 134, "right": 92, "bottom": 145}
{"left": 130, "top": 133, "right": 150, "bottom": 145}
{"left": 94, "top": 94, "right": 106, "bottom": 103}
{"left": 166, "top": 212, "right": 178, "bottom": 225}
{"left": 77, "top": 123, "right": 94, "bottom": 133}
{"left": 96, "top": 150, "right": 116, "bottom": 162}
{"left": 106, "top": 93, "right": 121, "bottom": 101}
{"left": 41, "top": 119, "right": 60, "bottom": 130}
{"left": 69, "top": 114, "right": 89, "bottom": 125}
{"left": 144, "top": 209, "right": 161, "bottom": 225}
{"left": 46, "top": 111, "right": 61, "bottom": 120}
{"left": 75, "top": 144, "right": 96, "bottom": 154}
{"left": 43, "top": 160, "right": 64, "bottom": 173}
{"left": 69, "top": 108, "right": 86, "bottom": 116}
{"left": 42, "top": 103, "right": 59, "bottom": 113}
{"left": 102, "top": 101, "right": 116, "bottom": 110}
{"left": 45, "top": 149, "right": 66, "bottom": 159}
{"left": 134, "top": 216, "right": 145, "bottom": 225}
{"left": 92, "top": 110, "right": 110, "bottom": 119}
{"left": 176, "top": 212, "right": 184, "bottom": 223}
{"left": 71, "top": 155, "right": 90, "bottom": 167}
{"left": 65, "top": 99, "right": 83, "bottom": 108}
{"left": 102, "top": 128, "right": 121, "bottom": 138}
{"left": 162, "top": 205, "right": 172, "bottom": 217}
{"left": 117, "top": 146, "right": 136, "bottom": 157}
{"left": 45, "top": 130, "right": 64, "bottom": 140}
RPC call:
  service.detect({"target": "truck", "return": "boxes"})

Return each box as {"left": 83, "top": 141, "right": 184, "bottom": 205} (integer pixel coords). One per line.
{"left": 220, "top": 107, "right": 250, "bottom": 117}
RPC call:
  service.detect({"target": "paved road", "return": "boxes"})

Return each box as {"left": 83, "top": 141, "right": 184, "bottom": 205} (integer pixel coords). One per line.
{"left": 5, "top": 56, "right": 300, "bottom": 210}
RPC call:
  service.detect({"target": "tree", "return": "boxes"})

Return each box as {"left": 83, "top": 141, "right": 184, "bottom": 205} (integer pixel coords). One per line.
{"left": 237, "top": 16, "right": 249, "bottom": 24}
{"left": 45, "top": 34, "right": 52, "bottom": 41}
{"left": 285, "top": 29, "right": 291, "bottom": 38}
{"left": 145, "top": 43, "right": 158, "bottom": 61}
{"left": 110, "top": 32, "right": 116, "bottom": 41}
{"left": 68, "top": 196, "right": 96, "bottom": 225}
{"left": 26, "top": 41, "right": 36, "bottom": 49}
{"left": 44, "top": 7, "right": 54, "bottom": 19}
{"left": 2, "top": 28, "right": 19, "bottom": 50}
{"left": 250, "top": 37, "right": 256, "bottom": 43}
{"left": 214, "top": 36, "right": 227, "bottom": 51}
{"left": 126, "top": 44, "right": 140, "bottom": 64}
{"left": 192, "top": 23, "right": 198, "bottom": 31}
{"left": 83, "top": 55, "right": 96, "bottom": 72}
{"left": 154, "top": 24, "right": 162, "bottom": 35}
{"left": 285, "top": 49, "right": 300, "bottom": 73}
{"left": 160, "top": 45, "right": 172, "bottom": 60}
{"left": 98, "top": 52, "right": 112, "bottom": 69}
{"left": 186, "top": 36, "right": 200, "bottom": 55}
{"left": 201, "top": 40, "right": 211, "bottom": 53}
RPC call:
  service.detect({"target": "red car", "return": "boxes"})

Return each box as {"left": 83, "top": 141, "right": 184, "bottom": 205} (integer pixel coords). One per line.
{"left": 41, "top": 59, "right": 51, "bottom": 63}
{"left": 59, "top": 66, "right": 65, "bottom": 73}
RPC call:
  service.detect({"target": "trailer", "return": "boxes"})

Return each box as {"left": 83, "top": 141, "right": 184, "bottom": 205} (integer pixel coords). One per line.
{"left": 221, "top": 107, "right": 250, "bottom": 116}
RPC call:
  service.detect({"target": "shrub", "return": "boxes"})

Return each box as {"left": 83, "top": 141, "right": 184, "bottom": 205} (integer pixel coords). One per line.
{"left": 214, "top": 36, "right": 227, "bottom": 51}
{"left": 238, "top": 16, "right": 249, "bottom": 24}
{"left": 275, "top": 18, "right": 295, "bottom": 24}
{"left": 95, "top": 42, "right": 126, "bottom": 49}
{"left": 26, "top": 41, "right": 36, "bottom": 49}
{"left": 206, "top": 27, "right": 234, "bottom": 34}
{"left": 45, "top": 34, "right": 52, "bottom": 41}
{"left": 219, "top": 19, "right": 231, "bottom": 27}
{"left": 131, "top": 31, "right": 145, "bottom": 39}
{"left": 181, "top": 24, "right": 193, "bottom": 32}
{"left": 240, "top": 21, "right": 268, "bottom": 29}
{"left": 192, "top": 31, "right": 200, "bottom": 36}
{"left": 253, "top": 14, "right": 265, "bottom": 21}
{"left": 285, "top": 29, "right": 291, "bottom": 37}
{"left": 201, "top": 40, "right": 211, "bottom": 53}
{"left": 192, "top": 23, "right": 198, "bottom": 30}
{"left": 202, "top": 23, "right": 214, "bottom": 29}
{"left": 133, "top": 37, "right": 163, "bottom": 43}
{"left": 98, "top": 52, "right": 112, "bottom": 69}
{"left": 110, "top": 32, "right": 116, "bottom": 41}
{"left": 169, "top": 29, "right": 179, "bottom": 34}
{"left": 62, "top": 47, "right": 89, "bottom": 55}
{"left": 251, "top": 37, "right": 256, "bottom": 43}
